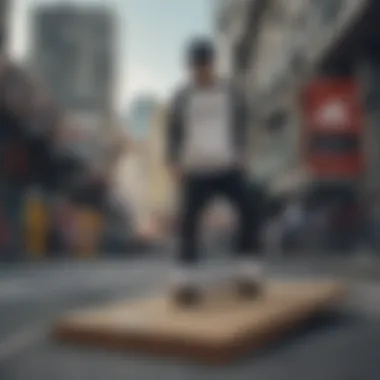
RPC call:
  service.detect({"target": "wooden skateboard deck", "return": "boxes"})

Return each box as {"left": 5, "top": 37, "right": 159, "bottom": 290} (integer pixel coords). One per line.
{"left": 52, "top": 281, "right": 346, "bottom": 364}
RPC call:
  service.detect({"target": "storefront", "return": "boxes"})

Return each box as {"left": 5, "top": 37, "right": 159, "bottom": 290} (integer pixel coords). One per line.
{"left": 301, "top": 78, "right": 365, "bottom": 182}
{"left": 300, "top": 77, "right": 366, "bottom": 250}
{"left": 0, "top": 59, "right": 100, "bottom": 260}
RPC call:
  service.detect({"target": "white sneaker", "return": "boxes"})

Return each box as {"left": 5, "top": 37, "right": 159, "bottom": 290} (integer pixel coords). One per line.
{"left": 170, "top": 266, "right": 203, "bottom": 307}
{"left": 234, "top": 259, "right": 265, "bottom": 299}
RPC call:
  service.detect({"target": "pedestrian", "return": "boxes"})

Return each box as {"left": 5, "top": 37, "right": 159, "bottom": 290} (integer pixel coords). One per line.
{"left": 166, "top": 37, "right": 263, "bottom": 306}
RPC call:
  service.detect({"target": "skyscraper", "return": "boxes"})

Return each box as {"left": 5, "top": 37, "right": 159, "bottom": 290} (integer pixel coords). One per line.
{"left": 127, "top": 95, "right": 159, "bottom": 141}
{"left": 31, "top": 3, "right": 116, "bottom": 130}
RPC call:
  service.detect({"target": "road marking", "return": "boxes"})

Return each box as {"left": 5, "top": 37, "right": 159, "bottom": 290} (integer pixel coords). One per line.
{"left": 0, "top": 325, "right": 45, "bottom": 362}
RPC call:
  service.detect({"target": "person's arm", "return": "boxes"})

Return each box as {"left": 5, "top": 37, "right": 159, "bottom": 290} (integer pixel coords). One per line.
{"left": 166, "top": 89, "right": 185, "bottom": 177}
{"left": 231, "top": 85, "right": 249, "bottom": 166}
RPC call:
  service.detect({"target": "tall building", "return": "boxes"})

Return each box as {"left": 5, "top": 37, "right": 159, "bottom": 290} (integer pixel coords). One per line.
{"left": 218, "top": 0, "right": 378, "bottom": 198}
{"left": 127, "top": 95, "right": 159, "bottom": 141}
{"left": 31, "top": 3, "right": 115, "bottom": 130}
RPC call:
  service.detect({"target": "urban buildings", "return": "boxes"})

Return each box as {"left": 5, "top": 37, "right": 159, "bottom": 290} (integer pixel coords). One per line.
{"left": 0, "top": 0, "right": 109, "bottom": 257}
{"left": 145, "top": 106, "right": 174, "bottom": 223}
{"left": 31, "top": 3, "right": 115, "bottom": 129}
{"left": 214, "top": 0, "right": 249, "bottom": 76}
{"left": 30, "top": 1, "right": 118, "bottom": 177}
{"left": 218, "top": 0, "right": 380, "bottom": 198}
{"left": 115, "top": 102, "right": 174, "bottom": 237}
{"left": 127, "top": 95, "right": 160, "bottom": 141}
{"left": 115, "top": 95, "right": 161, "bottom": 231}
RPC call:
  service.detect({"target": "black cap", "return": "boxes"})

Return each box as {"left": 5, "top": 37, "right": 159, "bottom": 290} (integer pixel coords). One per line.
{"left": 187, "top": 37, "right": 215, "bottom": 66}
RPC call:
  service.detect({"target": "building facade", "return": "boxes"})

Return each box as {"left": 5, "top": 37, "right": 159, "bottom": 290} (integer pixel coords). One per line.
{"left": 215, "top": 0, "right": 253, "bottom": 77}
{"left": 127, "top": 95, "right": 159, "bottom": 142}
{"left": 31, "top": 3, "right": 115, "bottom": 129}
{"left": 146, "top": 106, "right": 174, "bottom": 220}
{"left": 218, "top": 0, "right": 380, "bottom": 197}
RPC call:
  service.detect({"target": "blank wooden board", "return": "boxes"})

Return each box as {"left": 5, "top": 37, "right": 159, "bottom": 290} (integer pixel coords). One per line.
{"left": 52, "top": 281, "right": 346, "bottom": 364}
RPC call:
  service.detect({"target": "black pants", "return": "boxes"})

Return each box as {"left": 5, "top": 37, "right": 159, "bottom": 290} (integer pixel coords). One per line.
{"left": 178, "top": 168, "right": 259, "bottom": 264}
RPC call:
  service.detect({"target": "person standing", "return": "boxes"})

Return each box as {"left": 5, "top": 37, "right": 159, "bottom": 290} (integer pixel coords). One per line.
{"left": 166, "top": 37, "right": 264, "bottom": 306}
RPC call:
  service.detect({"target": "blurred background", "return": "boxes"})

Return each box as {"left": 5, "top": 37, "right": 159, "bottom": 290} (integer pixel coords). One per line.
{"left": 2, "top": 0, "right": 380, "bottom": 378}
{"left": 0, "top": 0, "right": 183, "bottom": 259}
{"left": 1, "top": 0, "right": 380, "bottom": 261}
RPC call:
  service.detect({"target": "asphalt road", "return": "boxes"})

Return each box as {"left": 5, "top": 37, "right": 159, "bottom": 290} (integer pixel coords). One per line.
{"left": 1, "top": 255, "right": 380, "bottom": 380}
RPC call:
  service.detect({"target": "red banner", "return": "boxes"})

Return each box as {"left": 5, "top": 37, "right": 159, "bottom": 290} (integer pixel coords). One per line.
{"left": 301, "top": 78, "right": 364, "bottom": 179}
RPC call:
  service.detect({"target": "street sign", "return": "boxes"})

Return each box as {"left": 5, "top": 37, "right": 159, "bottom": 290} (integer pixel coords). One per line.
{"left": 301, "top": 78, "right": 364, "bottom": 179}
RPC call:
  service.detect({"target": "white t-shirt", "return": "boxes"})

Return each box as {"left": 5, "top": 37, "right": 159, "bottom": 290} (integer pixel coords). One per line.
{"left": 181, "top": 87, "right": 237, "bottom": 171}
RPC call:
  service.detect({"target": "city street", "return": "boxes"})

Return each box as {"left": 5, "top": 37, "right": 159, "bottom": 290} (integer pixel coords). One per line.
{"left": 1, "top": 255, "right": 380, "bottom": 379}
{"left": 1, "top": 0, "right": 380, "bottom": 378}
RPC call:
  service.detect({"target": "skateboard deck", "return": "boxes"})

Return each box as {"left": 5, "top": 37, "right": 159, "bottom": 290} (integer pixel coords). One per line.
{"left": 52, "top": 281, "right": 346, "bottom": 364}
